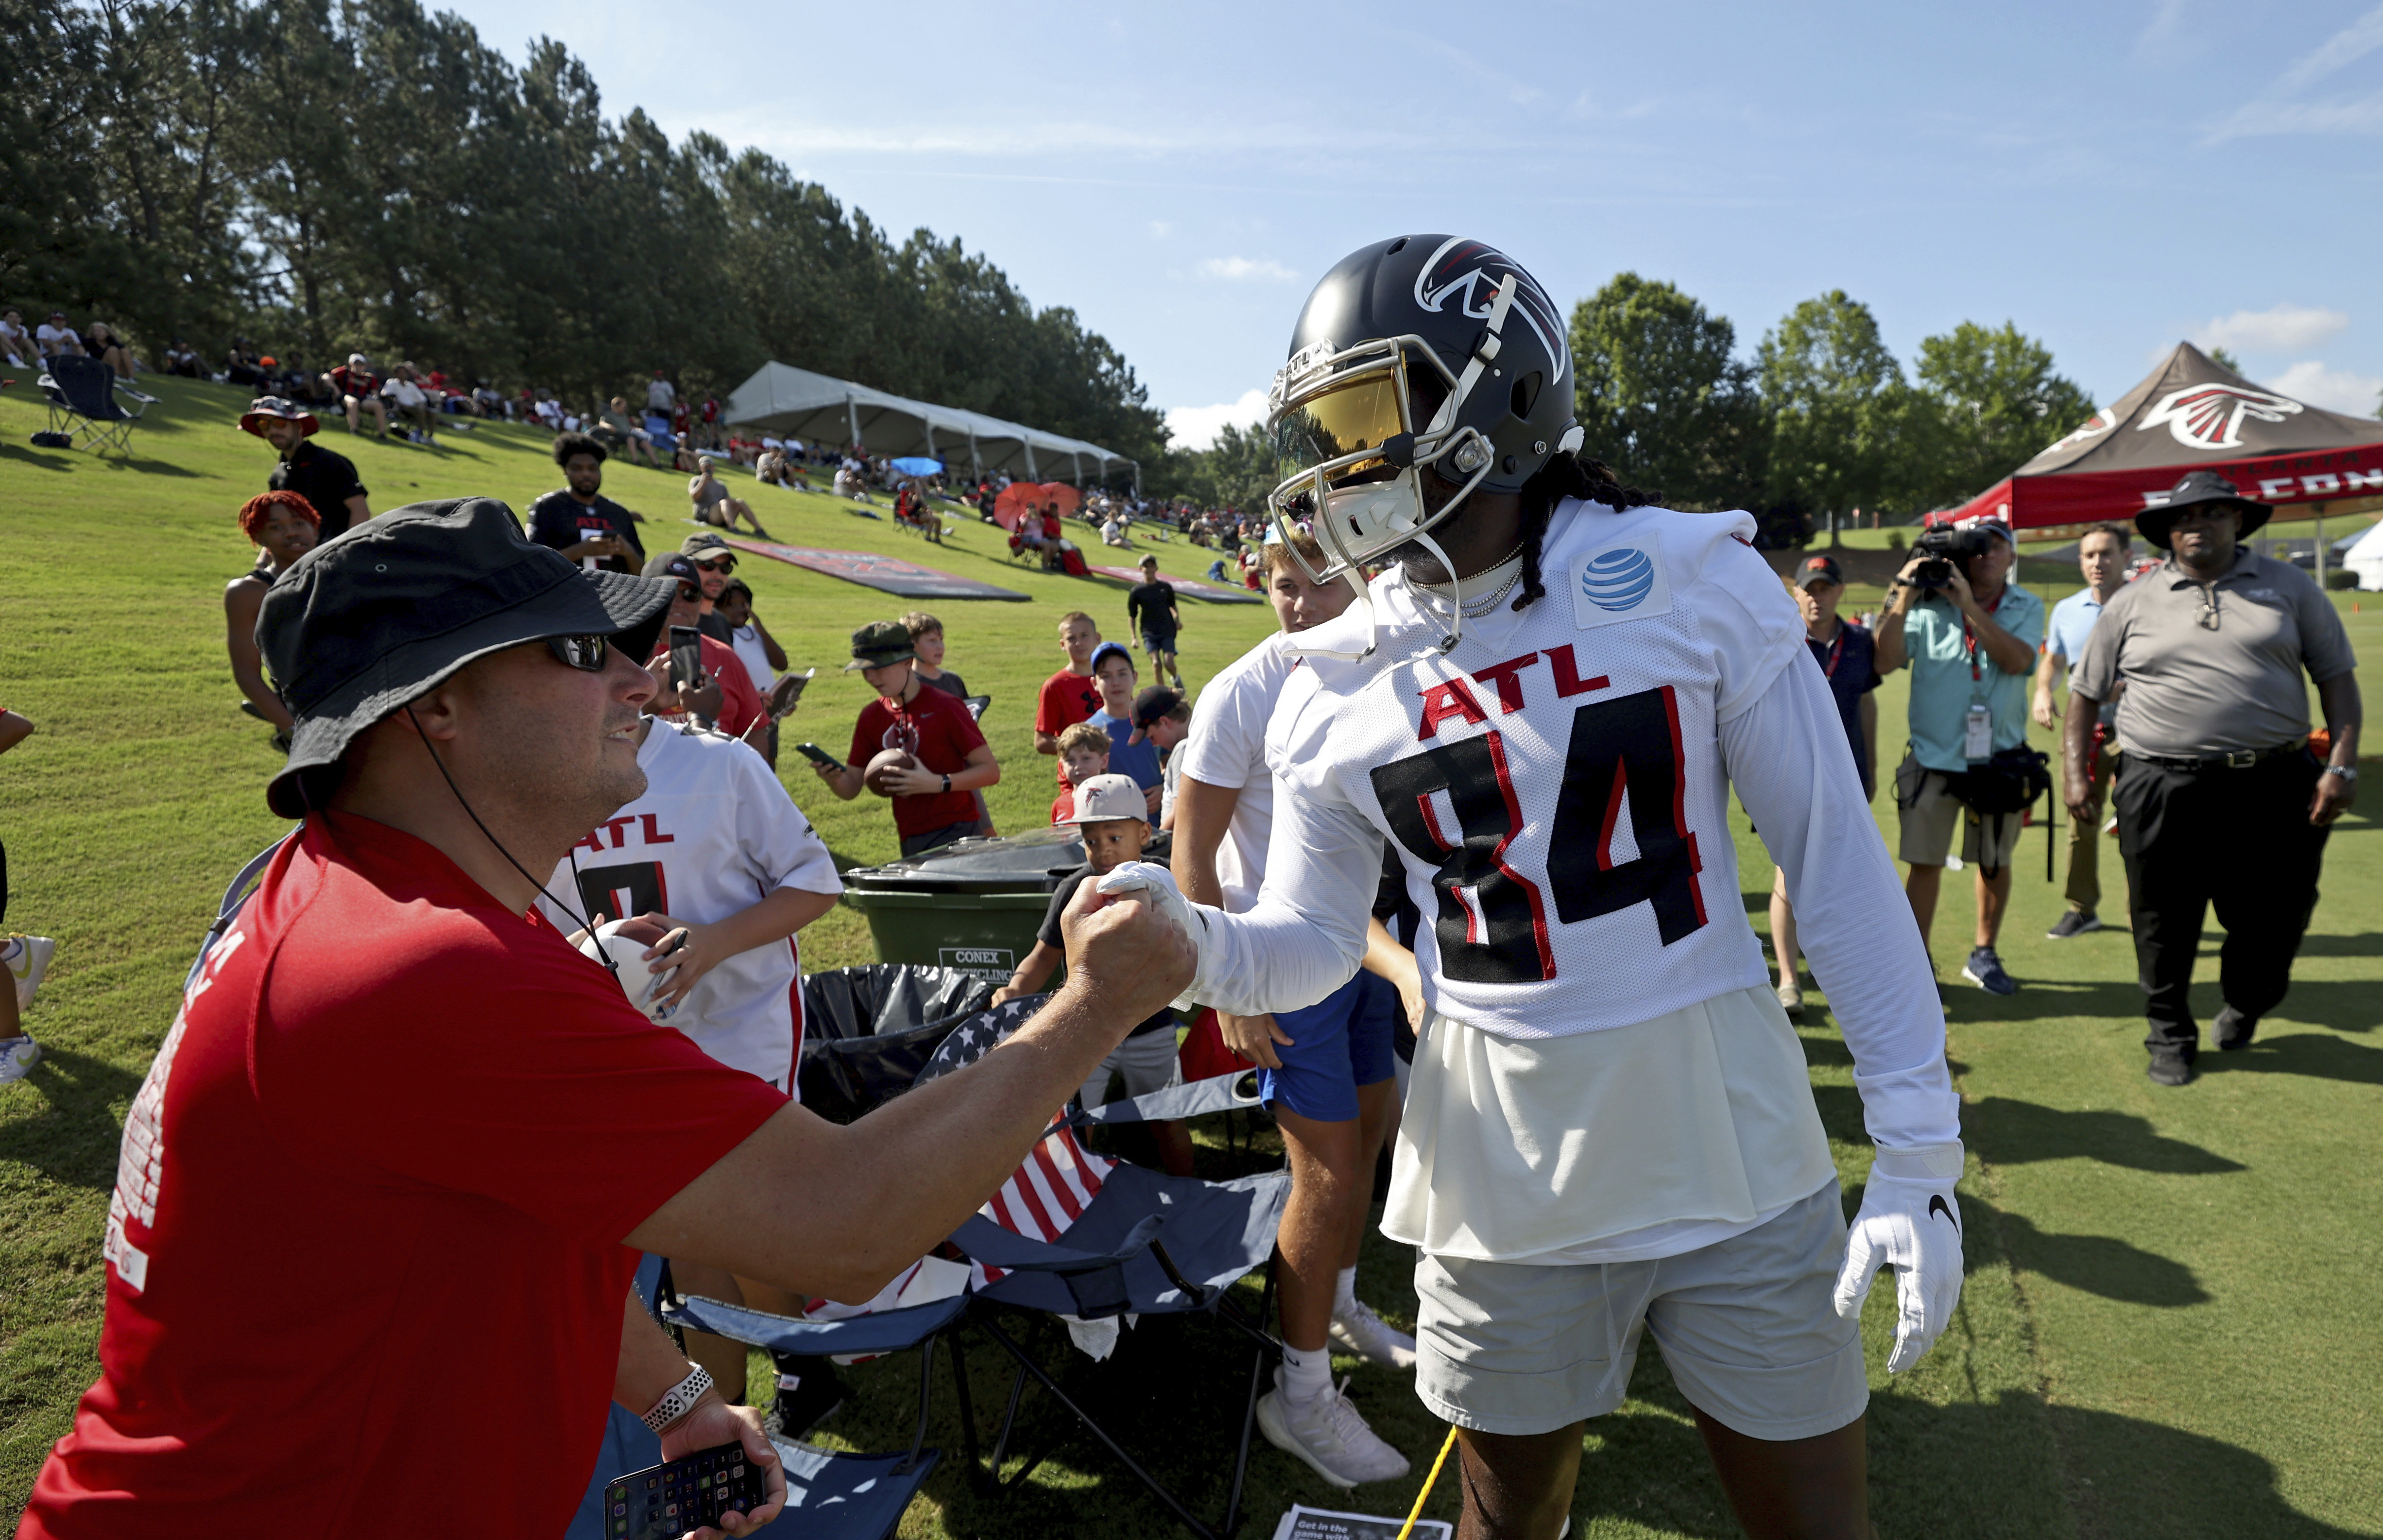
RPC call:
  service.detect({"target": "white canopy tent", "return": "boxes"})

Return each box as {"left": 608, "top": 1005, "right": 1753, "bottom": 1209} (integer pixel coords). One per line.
{"left": 2341, "top": 520, "right": 2383, "bottom": 592}
{"left": 721, "top": 361, "right": 1137, "bottom": 490}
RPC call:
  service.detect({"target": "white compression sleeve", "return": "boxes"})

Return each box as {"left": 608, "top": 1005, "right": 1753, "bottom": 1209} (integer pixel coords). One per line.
{"left": 1721, "top": 658, "right": 1961, "bottom": 1151}
{"left": 1185, "top": 769, "right": 1381, "bottom": 1019}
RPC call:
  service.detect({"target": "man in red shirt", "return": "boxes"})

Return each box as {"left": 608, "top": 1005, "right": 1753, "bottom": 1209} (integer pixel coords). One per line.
{"left": 1033, "top": 610, "right": 1105, "bottom": 782}
{"left": 640, "top": 551, "right": 763, "bottom": 743}
{"left": 813, "top": 620, "right": 1000, "bottom": 857}
{"left": 321, "top": 351, "right": 387, "bottom": 439}
{"left": 20, "top": 498, "right": 1192, "bottom": 1539}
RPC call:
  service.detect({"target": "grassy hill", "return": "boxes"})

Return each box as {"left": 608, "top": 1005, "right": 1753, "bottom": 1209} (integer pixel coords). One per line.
{"left": 2, "top": 376, "right": 2378, "bottom": 1537}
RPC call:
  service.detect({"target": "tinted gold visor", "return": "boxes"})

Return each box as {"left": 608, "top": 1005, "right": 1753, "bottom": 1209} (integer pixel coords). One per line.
{"left": 1271, "top": 369, "right": 1407, "bottom": 489}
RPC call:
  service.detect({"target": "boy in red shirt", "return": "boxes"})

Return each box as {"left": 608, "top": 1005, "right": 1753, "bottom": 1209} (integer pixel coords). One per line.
{"left": 1033, "top": 610, "right": 1104, "bottom": 781}
{"left": 813, "top": 621, "right": 1001, "bottom": 857}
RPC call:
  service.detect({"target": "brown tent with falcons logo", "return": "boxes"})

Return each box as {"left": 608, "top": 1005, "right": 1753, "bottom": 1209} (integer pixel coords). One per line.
{"left": 1946, "top": 342, "right": 2383, "bottom": 540}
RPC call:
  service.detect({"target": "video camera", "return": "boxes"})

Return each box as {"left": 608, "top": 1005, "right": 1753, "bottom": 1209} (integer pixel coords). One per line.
{"left": 1903, "top": 523, "right": 1994, "bottom": 593}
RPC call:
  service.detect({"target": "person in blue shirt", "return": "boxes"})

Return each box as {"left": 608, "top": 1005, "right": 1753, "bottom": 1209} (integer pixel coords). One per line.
{"left": 2031, "top": 523, "right": 2132, "bottom": 940}
{"left": 1769, "top": 554, "right": 1881, "bottom": 1018}
{"left": 1875, "top": 520, "right": 2045, "bottom": 996}
{"left": 1085, "top": 642, "right": 1163, "bottom": 817}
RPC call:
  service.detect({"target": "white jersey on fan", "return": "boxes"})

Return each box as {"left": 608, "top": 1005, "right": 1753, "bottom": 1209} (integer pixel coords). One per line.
{"left": 1192, "top": 498, "right": 1954, "bottom": 1164}
{"left": 538, "top": 719, "right": 841, "bottom": 1093}
{"left": 1173, "top": 638, "right": 1301, "bottom": 912}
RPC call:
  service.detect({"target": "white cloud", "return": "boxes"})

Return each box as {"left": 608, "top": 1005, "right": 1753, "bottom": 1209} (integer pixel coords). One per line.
{"left": 2206, "top": 3, "right": 2383, "bottom": 140}
{"left": 1165, "top": 389, "right": 1269, "bottom": 450}
{"left": 1196, "top": 256, "right": 1298, "bottom": 283}
{"left": 2263, "top": 360, "right": 2383, "bottom": 417}
{"left": 2195, "top": 303, "right": 2349, "bottom": 354}
{"left": 1148, "top": 221, "right": 1174, "bottom": 239}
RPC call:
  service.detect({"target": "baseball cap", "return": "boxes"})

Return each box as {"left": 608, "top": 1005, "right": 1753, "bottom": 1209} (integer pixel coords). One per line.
{"left": 256, "top": 498, "right": 675, "bottom": 819}
{"left": 1794, "top": 555, "right": 1843, "bottom": 589}
{"left": 1061, "top": 773, "right": 1148, "bottom": 825}
{"left": 641, "top": 551, "right": 702, "bottom": 590}
{"left": 1089, "top": 641, "right": 1134, "bottom": 674}
{"left": 844, "top": 619, "right": 917, "bottom": 671}
{"left": 1132, "top": 685, "right": 1183, "bottom": 729}
{"left": 681, "top": 532, "right": 735, "bottom": 563}
{"left": 239, "top": 395, "right": 317, "bottom": 439}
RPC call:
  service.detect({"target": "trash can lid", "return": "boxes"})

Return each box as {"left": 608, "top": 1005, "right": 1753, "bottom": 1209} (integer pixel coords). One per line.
{"left": 844, "top": 826, "right": 1175, "bottom": 893}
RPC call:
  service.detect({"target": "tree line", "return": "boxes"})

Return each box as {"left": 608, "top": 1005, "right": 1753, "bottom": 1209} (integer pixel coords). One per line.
{"left": 0, "top": 0, "right": 1169, "bottom": 469}
{"left": 1164, "top": 274, "right": 2100, "bottom": 535}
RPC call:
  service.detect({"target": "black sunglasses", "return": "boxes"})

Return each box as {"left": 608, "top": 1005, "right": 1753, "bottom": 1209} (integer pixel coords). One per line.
{"left": 547, "top": 633, "right": 610, "bottom": 671}
{"left": 693, "top": 557, "right": 736, "bottom": 572}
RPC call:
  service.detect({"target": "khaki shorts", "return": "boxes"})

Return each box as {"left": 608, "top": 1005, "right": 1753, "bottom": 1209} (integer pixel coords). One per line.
{"left": 1080, "top": 1024, "right": 1182, "bottom": 1110}
{"left": 1413, "top": 1183, "right": 1865, "bottom": 1441}
{"left": 1895, "top": 753, "right": 2024, "bottom": 870}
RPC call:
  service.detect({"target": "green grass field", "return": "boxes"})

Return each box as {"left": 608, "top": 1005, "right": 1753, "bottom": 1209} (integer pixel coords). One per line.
{"left": 2, "top": 377, "right": 2377, "bottom": 1537}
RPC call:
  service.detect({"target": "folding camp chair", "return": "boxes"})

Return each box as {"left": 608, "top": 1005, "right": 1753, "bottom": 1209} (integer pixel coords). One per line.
{"left": 39, "top": 353, "right": 154, "bottom": 455}
{"left": 918, "top": 1004, "right": 1291, "bottom": 1540}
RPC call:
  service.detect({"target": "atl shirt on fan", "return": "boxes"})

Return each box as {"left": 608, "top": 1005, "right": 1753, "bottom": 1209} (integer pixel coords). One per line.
{"left": 24, "top": 813, "right": 786, "bottom": 1539}
{"left": 542, "top": 719, "right": 841, "bottom": 1093}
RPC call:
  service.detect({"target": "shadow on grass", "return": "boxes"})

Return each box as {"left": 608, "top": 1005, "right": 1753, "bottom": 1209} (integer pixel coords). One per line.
{"left": 0, "top": 1044, "right": 142, "bottom": 1192}
{"left": 1990, "top": 1208, "right": 2210, "bottom": 1307}
{"left": 0, "top": 442, "right": 78, "bottom": 472}
{"left": 2200, "top": 1033, "right": 2383, "bottom": 1086}
{"left": 1962, "top": 1095, "right": 2246, "bottom": 1174}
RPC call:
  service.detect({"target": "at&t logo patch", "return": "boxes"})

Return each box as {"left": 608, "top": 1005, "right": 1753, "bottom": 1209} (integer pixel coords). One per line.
{"left": 1572, "top": 543, "right": 1670, "bottom": 630}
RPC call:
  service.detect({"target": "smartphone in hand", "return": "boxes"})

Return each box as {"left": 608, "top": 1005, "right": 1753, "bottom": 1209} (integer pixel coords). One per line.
{"left": 668, "top": 626, "right": 703, "bottom": 691}
{"left": 794, "top": 741, "right": 849, "bottom": 772}
{"left": 603, "top": 1441, "right": 767, "bottom": 1540}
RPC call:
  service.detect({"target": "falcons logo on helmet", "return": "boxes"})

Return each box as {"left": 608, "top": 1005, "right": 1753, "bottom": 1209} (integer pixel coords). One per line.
{"left": 1412, "top": 238, "right": 1571, "bottom": 379}
{"left": 2138, "top": 384, "right": 2302, "bottom": 451}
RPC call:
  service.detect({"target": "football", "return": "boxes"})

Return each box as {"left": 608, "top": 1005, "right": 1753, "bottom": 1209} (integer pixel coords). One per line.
{"left": 863, "top": 748, "right": 918, "bottom": 797}
{"left": 575, "top": 919, "right": 677, "bottom": 1023}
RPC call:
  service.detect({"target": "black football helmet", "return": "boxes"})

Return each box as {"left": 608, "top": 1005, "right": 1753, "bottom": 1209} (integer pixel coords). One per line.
{"left": 1266, "top": 236, "right": 1580, "bottom": 587}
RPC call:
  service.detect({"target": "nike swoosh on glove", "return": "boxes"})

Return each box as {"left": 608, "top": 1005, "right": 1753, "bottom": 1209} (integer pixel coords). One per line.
{"left": 1832, "top": 1141, "right": 1965, "bottom": 1373}
{"left": 1092, "top": 861, "right": 1216, "bottom": 1010}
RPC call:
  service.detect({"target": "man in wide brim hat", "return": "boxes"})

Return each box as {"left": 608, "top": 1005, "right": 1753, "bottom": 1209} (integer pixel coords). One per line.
{"left": 2135, "top": 469, "right": 2270, "bottom": 551}
{"left": 238, "top": 395, "right": 318, "bottom": 439}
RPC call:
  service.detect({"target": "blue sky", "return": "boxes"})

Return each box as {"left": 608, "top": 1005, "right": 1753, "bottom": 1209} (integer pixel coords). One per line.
{"left": 446, "top": 0, "right": 2383, "bottom": 447}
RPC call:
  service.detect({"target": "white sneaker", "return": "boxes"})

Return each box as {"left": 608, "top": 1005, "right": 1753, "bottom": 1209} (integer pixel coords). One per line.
{"left": 0, "top": 1036, "right": 40, "bottom": 1085}
{"left": 5, "top": 935, "right": 54, "bottom": 1011}
{"left": 1329, "top": 1298, "right": 1419, "bottom": 1370}
{"left": 1255, "top": 1379, "right": 1411, "bottom": 1488}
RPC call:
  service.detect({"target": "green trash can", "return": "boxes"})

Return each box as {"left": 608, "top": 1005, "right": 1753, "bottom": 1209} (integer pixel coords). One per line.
{"left": 840, "top": 826, "right": 1088, "bottom": 988}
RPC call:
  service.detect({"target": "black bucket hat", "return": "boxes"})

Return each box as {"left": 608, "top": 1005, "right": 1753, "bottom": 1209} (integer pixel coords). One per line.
{"left": 2137, "top": 470, "right": 2270, "bottom": 550}
{"left": 843, "top": 620, "right": 916, "bottom": 672}
{"left": 256, "top": 497, "right": 676, "bottom": 817}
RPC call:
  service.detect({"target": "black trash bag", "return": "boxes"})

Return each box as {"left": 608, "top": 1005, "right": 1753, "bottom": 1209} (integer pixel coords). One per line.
{"left": 797, "top": 965, "right": 995, "bottom": 1124}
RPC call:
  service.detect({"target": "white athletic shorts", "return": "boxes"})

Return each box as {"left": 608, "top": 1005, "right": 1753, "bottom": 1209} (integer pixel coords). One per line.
{"left": 1080, "top": 1025, "right": 1183, "bottom": 1110}
{"left": 1414, "top": 1183, "right": 1867, "bottom": 1441}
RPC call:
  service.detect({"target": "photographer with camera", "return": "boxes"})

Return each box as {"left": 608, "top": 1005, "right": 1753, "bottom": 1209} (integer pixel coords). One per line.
{"left": 1875, "top": 519, "right": 2045, "bottom": 996}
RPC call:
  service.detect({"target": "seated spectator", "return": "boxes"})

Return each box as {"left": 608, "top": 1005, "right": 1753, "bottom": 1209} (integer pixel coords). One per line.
{"left": 641, "top": 553, "right": 765, "bottom": 744}
{"left": 1050, "top": 720, "right": 1111, "bottom": 826}
{"left": 473, "top": 379, "right": 504, "bottom": 418}
{"left": 324, "top": 353, "right": 388, "bottom": 438}
{"left": 674, "top": 439, "right": 705, "bottom": 474}
{"left": 0, "top": 707, "right": 48, "bottom": 1089}
{"left": 991, "top": 772, "right": 1194, "bottom": 1176}
{"left": 1085, "top": 642, "right": 1162, "bottom": 816}
{"left": 224, "top": 339, "right": 264, "bottom": 387}
{"left": 36, "top": 311, "right": 85, "bottom": 359}
{"left": 80, "top": 322, "right": 135, "bottom": 379}
{"left": 382, "top": 364, "right": 436, "bottom": 443}
{"left": 0, "top": 308, "right": 33, "bottom": 366}
{"left": 241, "top": 395, "right": 372, "bottom": 538}
{"left": 527, "top": 432, "right": 646, "bottom": 576}
{"left": 538, "top": 701, "right": 843, "bottom": 1428}
{"left": 597, "top": 395, "right": 659, "bottom": 467}
{"left": 224, "top": 491, "right": 323, "bottom": 748}
{"left": 1100, "top": 513, "right": 1129, "bottom": 548}
{"left": 811, "top": 621, "right": 999, "bottom": 858}
{"left": 690, "top": 457, "right": 771, "bottom": 538}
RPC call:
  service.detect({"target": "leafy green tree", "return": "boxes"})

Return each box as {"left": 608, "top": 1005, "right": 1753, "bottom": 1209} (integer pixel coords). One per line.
{"left": 1568, "top": 273, "right": 1768, "bottom": 509}
{"left": 1907, "top": 321, "right": 2097, "bottom": 507}
{"left": 1757, "top": 291, "right": 1906, "bottom": 534}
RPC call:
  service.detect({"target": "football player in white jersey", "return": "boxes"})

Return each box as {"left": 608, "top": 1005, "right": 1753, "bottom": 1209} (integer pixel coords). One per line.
{"left": 1105, "top": 237, "right": 1963, "bottom": 1540}
{"left": 541, "top": 713, "right": 843, "bottom": 1430}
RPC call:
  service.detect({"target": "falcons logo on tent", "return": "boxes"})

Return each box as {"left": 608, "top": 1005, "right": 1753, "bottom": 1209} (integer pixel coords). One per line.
{"left": 2044, "top": 407, "right": 2116, "bottom": 455}
{"left": 2138, "top": 384, "right": 2302, "bottom": 451}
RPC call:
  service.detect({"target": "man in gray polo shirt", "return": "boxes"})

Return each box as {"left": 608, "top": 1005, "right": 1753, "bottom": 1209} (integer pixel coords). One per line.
{"left": 2067, "top": 471, "right": 2361, "bottom": 1086}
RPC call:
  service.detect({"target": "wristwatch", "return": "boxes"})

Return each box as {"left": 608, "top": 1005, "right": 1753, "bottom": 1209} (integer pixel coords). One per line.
{"left": 2323, "top": 765, "right": 2357, "bottom": 781}
{"left": 942, "top": 772, "right": 953, "bottom": 794}
{"left": 642, "top": 1363, "right": 714, "bottom": 1432}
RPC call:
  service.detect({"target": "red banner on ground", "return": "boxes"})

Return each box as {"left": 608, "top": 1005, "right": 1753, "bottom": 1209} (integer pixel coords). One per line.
{"left": 726, "top": 540, "right": 1029, "bottom": 600}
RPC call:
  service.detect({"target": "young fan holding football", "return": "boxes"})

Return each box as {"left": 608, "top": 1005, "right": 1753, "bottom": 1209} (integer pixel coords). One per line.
{"left": 1106, "top": 238, "right": 1962, "bottom": 1538}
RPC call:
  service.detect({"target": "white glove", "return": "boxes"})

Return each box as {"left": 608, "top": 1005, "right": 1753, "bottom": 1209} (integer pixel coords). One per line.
{"left": 1832, "top": 1141, "right": 1965, "bottom": 1373}
{"left": 1091, "top": 861, "right": 1215, "bottom": 1009}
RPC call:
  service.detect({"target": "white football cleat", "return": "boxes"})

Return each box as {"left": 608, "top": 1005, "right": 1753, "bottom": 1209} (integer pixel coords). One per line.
{"left": 1329, "top": 1298, "right": 1419, "bottom": 1370}
{"left": 6, "top": 935, "right": 55, "bottom": 1011}
{"left": 0, "top": 1036, "right": 41, "bottom": 1086}
{"left": 1255, "top": 1379, "right": 1410, "bottom": 1489}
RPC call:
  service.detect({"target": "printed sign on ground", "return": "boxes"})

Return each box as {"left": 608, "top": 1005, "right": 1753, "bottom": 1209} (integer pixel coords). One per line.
{"left": 726, "top": 540, "right": 1030, "bottom": 600}
{"left": 1087, "top": 565, "right": 1263, "bottom": 603}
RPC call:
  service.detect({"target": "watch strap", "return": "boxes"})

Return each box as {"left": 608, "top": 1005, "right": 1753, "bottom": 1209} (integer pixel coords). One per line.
{"left": 641, "top": 1363, "right": 714, "bottom": 1433}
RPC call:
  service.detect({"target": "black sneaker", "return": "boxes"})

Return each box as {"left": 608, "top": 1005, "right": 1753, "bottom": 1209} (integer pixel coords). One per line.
{"left": 2045, "top": 910, "right": 2102, "bottom": 940}
{"left": 2214, "top": 1006, "right": 2258, "bottom": 1052}
{"left": 763, "top": 1364, "right": 846, "bottom": 1442}
{"left": 2147, "top": 1047, "right": 2195, "bottom": 1086}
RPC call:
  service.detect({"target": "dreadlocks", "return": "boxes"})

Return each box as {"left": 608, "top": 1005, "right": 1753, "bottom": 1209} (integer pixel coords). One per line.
{"left": 1510, "top": 453, "right": 1658, "bottom": 613}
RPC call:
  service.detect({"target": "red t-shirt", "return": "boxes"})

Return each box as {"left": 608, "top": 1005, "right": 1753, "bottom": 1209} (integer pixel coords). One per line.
{"left": 649, "top": 632, "right": 761, "bottom": 737}
{"left": 849, "top": 683, "right": 986, "bottom": 839}
{"left": 1036, "top": 667, "right": 1102, "bottom": 783}
{"left": 21, "top": 814, "right": 786, "bottom": 1540}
